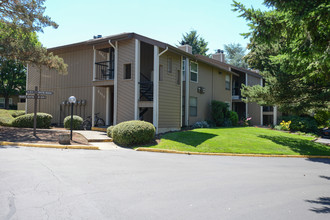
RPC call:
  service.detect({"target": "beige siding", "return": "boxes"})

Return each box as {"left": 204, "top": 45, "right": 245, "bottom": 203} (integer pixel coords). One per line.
{"left": 188, "top": 62, "right": 232, "bottom": 125}
{"left": 27, "top": 47, "right": 107, "bottom": 124}
{"left": 116, "top": 39, "right": 135, "bottom": 123}
{"left": 158, "top": 52, "right": 181, "bottom": 129}
{"left": 247, "top": 74, "right": 261, "bottom": 125}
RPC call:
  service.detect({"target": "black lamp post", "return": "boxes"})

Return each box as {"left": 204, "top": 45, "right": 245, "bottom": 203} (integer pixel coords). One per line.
{"left": 68, "top": 96, "right": 76, "bottom": 140}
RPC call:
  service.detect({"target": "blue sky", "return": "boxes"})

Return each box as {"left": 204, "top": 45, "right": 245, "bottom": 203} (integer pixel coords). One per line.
{"left": 39, "top": 0, "right": 268, "bottom": 53}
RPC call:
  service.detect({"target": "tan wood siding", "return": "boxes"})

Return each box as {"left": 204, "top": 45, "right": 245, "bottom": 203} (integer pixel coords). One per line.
{"left": 247, "top": 74, "right": 261, "bottom": 125}
{"left": 158, "top": 52, "right": 181, "bottom": 129}
{"left": 116, "top": 39, "right": 135, "bottom": 123}
{"left": 189, "top": 63, "right": 232, "bottom": 125}
{"left": 27, "top": 47, "right": 107, "bottom": 124}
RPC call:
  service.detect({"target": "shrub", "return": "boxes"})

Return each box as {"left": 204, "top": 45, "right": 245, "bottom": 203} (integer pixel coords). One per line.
{"left": 314, "top": 110, "right": 330, "bottom": 127}
{"left": 11, "top": 110, "right": 25, "bottom": 118}
{"left": 64, "top": 115, "right": 83, "bottom": 130}
{"left": 112, "top": 120, "right": 155, "bottom": 146}
{"left": 192, "top": 121, "right": 210, "bottom": 129}
{"left": 238, "top": 117, "right": 252, "bottom": 127}
{"left": 279, "top": 120, "right": 291, "bottom": 131}
{"left": 107, "top": 126, "right": 114, "bottom": 137}
{"left": 228, "top": 111, "right": 238, "bottom": 126}
{"left": 12, "top": 113, "right": 52, "bottom": 128}
{"left": 273, "top": 125, "right": 282, "bottom": 130}
{"left": 211, "top": 100, "right": 230, "bottom": 126}
{"left": 281, "top": 115, "right": 318, "bottom": 133}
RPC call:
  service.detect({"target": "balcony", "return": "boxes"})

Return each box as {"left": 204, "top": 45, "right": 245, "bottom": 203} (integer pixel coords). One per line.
{"left": 232, "top": 87, "right": 241, "bottom": 100}
{"left": 95, "top": 61, "right": 114, "bottom": 81}
{"left": 263, "top": 106, "right": 274, "bottom": 112}
{"left": 139, "top": 81, "right": 153, "bottom": 101}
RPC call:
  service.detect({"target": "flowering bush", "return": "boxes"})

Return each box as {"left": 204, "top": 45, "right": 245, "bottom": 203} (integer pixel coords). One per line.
{"left": 279, "top": 120, "right": 291, "bottom": 131}
{"left": 192, "top": 121, "right": 210, "bottom": 129}
{"left": 238, "top": 117, "right": 252, "bottom": 127}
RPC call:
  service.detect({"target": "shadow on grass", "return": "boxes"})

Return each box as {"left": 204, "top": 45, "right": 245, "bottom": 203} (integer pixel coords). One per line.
{"left": 258, "top": 135, "right": 330, "bottom": 156}
{"left": 306, "top": 197, "right": 330, "bottom": 214}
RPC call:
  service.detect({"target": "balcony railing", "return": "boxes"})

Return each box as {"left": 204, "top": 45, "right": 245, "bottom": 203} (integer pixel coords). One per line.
{"left": 139, "top": 81, "right": 153, "bottom": 101}
{"left": 95, "top": 61, "right": 114, "bottom": 80}
{"left": 232, "top": 87, "right": 241, "bottom": 99}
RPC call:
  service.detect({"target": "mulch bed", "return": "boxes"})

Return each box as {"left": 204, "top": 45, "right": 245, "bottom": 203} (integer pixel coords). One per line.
{"left": 0, "top": 126, "right": 89, "bottom": 145}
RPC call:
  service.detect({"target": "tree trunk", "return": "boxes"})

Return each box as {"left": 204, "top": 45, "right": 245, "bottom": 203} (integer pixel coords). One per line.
{"left": 4, "top": 96, "right": 9, "bottom": 109}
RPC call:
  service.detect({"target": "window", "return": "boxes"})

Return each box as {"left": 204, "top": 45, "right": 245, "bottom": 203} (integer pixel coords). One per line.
{"left": 0, "top": 98, "right": 12, "bottom": 108}
{"left": 225, "top": 75, "right": 230, "bottom": 90}
{"left": 182, "top": 57, "right": 186, "bottom": 81}
{"left": 189, "top": 97, "right": 197, "bottom": 116}
{"left": 190, "top": 61, "right": 198, "bottom": 82}
{"left": 167, "top": 56, "right": 172, "bottom": 73}
{"left": 124, "top": 64, "right": 131, "bottom": 79}
{"left": 159, "top": 65, "right": 163, "bottom": 81}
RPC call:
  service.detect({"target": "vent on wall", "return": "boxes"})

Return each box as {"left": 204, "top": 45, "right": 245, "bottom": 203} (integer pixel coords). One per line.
{"left": 197, "top": 87, "right": 205, "bottom": 94}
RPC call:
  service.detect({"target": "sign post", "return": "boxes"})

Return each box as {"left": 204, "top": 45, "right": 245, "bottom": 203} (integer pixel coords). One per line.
{"left": 19, "top": 87, "right": 54, "bottom": 136}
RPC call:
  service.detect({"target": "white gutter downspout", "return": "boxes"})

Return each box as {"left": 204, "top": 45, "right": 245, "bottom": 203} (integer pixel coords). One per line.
{"left": 158, "top": 47, "right": 168, "bottom": 57}
{"left": 109, "top": 40, "right": 118, "bottom": 125}
{"left": 134, "top": 39, "right": 140, "bottom": 120}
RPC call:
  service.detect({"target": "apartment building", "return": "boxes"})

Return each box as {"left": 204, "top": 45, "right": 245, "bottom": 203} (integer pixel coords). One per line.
{"left": 26, "top": 33, "right": 278, "bottom": 133}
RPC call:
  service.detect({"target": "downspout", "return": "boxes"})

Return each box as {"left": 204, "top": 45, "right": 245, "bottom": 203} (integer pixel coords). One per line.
{"left": 158, "top": 47, "right": 168, "bottom": 57}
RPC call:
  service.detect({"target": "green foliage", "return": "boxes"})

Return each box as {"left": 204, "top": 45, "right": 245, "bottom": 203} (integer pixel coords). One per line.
{"left": 0, "top": 1, "right": 67, "bottom": 73}
{"left": 228, "top": 111, "right": 239, "bottom": 126}
{"left": 281, "top": 116, "right": 318, "bottom": 133}
{"left": 12, "top": 113, "right": 52, "bottom": 128}
{"left": 224, "top": 43, "right": 248, "bottom": 68}
{"left": 10, "top": 110, "right": 25, "bottom": 118}
{"left": 112, "top": 120, "right": 155, "bottom": 146}
{"left": 107, "top": 126, "right": 114, "bottom": 137}
{"left": 0, "top": 109, "right": 14, "bottom": 126}
{"left": 211, "top": 100, "right": 230, "bottom": 126}
{"left": 192, "top": 121, "right": 210, "bottom": 129}
{"left": 179, "top": 30, "right": 209, "bottom": 55}
{"left": 0, "top": 58, "right": 26, "bottom": 109}
{"left": 233, "top": 0, "right": 330, "bottom": 114}
{"left": 64, "top": 115, "right": 83, "bottom": 130}
{"left": 314, "top": 110, "right": 330, "bottom": 127}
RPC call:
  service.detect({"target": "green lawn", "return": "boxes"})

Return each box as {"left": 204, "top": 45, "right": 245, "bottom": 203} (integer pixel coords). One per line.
{"left": 143, "top": 127, "right": 330, "bottom": 156}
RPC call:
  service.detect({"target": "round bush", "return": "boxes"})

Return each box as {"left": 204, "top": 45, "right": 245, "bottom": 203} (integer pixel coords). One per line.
{"left": 12, "top": 113, "right": 52, "bottom": 128}
{"left": 11, "top": 110, "right": 25, "bottom": 118}
{"left": 107, "top": 126, "right": 114, "bottom": 137}
{"left": 64, "top": 115, "right": 83, "bottom": 130}
{"left": 112, "top": 120, "right": 155, "bottom": 146}
{"left": 228, "top": 111, "right": 238, "bottom": 126}
{"left": 281, "top": 115, "right": 318, "bottom": 133}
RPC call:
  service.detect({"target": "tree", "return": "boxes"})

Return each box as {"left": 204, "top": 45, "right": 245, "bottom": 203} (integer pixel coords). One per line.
{"left": 233, "top": 0, "right": 330, "bottom": 115}
{"left": 224, "top": 43, "right": 249, "bottom": 68}
{"left": 0, "top": 58, "right": 26, "bottom": 109}
{"left": 179, "top": 30, "right": 209, "bottom": 55}
{"left": 0, "top": 0, "right": 67, "bottom": 72}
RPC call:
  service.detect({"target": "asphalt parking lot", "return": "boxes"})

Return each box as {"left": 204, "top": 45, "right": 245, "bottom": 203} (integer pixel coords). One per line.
{"left": 0, "top": 146, "right": 329, "bottom": 220}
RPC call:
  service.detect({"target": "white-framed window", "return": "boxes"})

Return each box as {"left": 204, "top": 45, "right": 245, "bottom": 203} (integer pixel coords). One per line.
{"left": 189, "top": 96, "right": 197, "bottom": 117}
{"left": 225, "top": 74, "right": 230, "bottom": 90}
{"left": 190, "top": 61, "right": 198, "bottom": 83}
{"left": 0, "top": 98, "right": 12, "bottom": 108}
{"left": 167, "top": 56, "right": 172, "bottom": 73}
{"left": 182, "top": 57, "right": 186, "bottom": 81}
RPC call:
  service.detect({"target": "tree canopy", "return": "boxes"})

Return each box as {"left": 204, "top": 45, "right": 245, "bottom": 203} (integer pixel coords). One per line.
{"left": 233, "top": 0, "right": 330, "bottom": 114}
{"left": 179, "top": 30, "right": 209, "bottom": 56}
{"left": 0, "top": 0, "right": 67, "bottom": 73}
{"left": 224, "top": 43, "right": 248, "bottom": 68}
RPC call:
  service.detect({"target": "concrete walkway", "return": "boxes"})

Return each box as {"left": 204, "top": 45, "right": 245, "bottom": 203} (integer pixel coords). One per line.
{"left": 315, "top": 137, "right": 330, "bottom": 145}
{"left": 75, "top": 130, "right": 111, "bottom": 142}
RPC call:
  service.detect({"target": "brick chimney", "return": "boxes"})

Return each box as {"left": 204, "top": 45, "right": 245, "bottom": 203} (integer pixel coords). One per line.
{"left": 178, "top": 44, "right": 192, "bottom": 54}
{"left": 212, "top": 49, "right": 225, "bottom": 62}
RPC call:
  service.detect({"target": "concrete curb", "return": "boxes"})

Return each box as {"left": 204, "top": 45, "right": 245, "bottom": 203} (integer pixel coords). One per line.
{"left": 88, "top": 139, "right": 113, "bottom": 143}
{"left": 135, "top": 147, "right": 330, "bottom": 159}
{"left": 92, "top": 127, "right": 107, "bottom": 132}
{"left": 0, "top": 141, "right": 99, "bottom": 150}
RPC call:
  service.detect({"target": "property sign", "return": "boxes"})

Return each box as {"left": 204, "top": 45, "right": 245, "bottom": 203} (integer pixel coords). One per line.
{"left": 26, "top": 90, "right": 53, "bottom": 95}
{"left": 20, "top": 87, "right": 53, "bottom": 136}
{"left": 19, "top": 95, "right": 46, "bottom": 99}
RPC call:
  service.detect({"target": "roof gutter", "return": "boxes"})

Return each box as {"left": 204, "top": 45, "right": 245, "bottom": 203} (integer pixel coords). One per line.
{"left": 158, "top": 47, "right": 168, "bottom": 57}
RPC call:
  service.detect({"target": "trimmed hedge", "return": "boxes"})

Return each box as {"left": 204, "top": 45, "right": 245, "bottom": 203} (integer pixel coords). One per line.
{"left": 112, "top": 120, "right": 155, "bottom": 146}
{"left": 107, "top": 126, "right": 114, "bottom": 137}
{"left": 281, "top": 115, "right": 318, "bottom": 133}
{"left": 12, "top": 113, "right": 52, "bottom": 128}
{"left": 64, "top": 115, "right": 83, "bottom": 130}
{"left": 11, "top": 110, "right": 25, "bottom": 118}
{"left": 211, "top": 100, "right": 230, "bottom": 126}
{"left": 229, "top": 111, "right": 238, "bottom": 126}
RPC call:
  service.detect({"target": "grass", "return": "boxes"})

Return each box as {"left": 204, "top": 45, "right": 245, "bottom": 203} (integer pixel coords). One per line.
{"left": 143, "top": 127, "right": 330, "bottom": 156}
{"left": 0, "top": 109, "right": 25, "bottom": 126}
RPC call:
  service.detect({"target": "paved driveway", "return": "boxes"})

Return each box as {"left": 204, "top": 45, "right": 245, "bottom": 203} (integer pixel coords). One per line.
{"left": 0, "top": 146, "right": 329, "bottom": 220}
